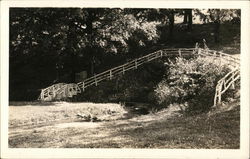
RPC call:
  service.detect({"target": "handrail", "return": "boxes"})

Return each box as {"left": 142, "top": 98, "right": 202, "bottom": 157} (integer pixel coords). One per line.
{"left": 213, "top": 69, "right": 240, "bottom": 107}
{"left": 39, "top": 48, "right": 196, "bottom": 101}
{"left": 39, "top": 47, "right": 240, "bottom": 103}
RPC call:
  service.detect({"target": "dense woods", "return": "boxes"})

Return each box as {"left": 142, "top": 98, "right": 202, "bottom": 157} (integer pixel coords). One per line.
{"left": 9, "top": 8, "right": 240, "bottom": 101}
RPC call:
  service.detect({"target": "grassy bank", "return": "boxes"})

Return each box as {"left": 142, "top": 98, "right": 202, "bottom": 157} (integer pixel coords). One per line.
{"left": 9, "top": 102, "right": 127, "bottom": 128}
{"left": 9, "top": 100, "right": 239, "bottom": 148}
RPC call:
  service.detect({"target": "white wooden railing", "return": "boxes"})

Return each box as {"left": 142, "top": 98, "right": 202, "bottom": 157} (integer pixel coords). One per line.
{"left": 38, "top": 47, "right": 240, "bottom": 106}
{"left": 38, "top": 48, "right": 196, "bottom": 101}
{"left": 197, "top": 48, "right": 240, "bottom": 106}
{"left": 213, "top": 68, "right": 240, "bottom": 107}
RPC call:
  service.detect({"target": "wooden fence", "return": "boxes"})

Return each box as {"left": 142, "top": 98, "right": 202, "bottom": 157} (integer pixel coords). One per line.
{"left": 213, "top": 68, "right": 240, "bottom": 107}
{"left": 38, "top": 47, "right": 240, "bottom": 106}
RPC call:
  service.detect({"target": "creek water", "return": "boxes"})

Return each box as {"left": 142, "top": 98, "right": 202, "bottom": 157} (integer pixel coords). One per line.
{"left": 122, "top": 102, "right": 150, "bottom": 119}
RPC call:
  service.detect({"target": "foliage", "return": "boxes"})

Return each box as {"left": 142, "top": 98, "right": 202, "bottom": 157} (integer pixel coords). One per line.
{"left": 154, "top": 56, "right": 231, "bottom": 113}
{"left": 9, "top": 8, "right": 161, "bottom": 100}
{"left": 9, "top": 8, "right": 240, "bottom": 101}
{"left": 194, "top": 9, "right": 240, "bottom": 43}
{"left": 195, "top": 9, "right": 240, "bottom": 24}
{"left": 10, "top": 8, "right": 160, "bottom": 59}
{"left": 73, "top": 61, "right": 165, "bottom": 103}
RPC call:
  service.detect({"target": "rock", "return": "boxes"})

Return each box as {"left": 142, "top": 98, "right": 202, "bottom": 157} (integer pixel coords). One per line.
{"left": 76, "top": 114, "right": 91, "bottom": 121}
{"left": 91, "top": 116, "right": 98, "bottom": 122}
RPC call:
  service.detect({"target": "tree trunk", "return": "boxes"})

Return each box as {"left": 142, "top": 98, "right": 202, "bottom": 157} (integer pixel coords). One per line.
{"left": 86, "top": 9, "right": 95, "bottom": 76}
{"left": 67, "top": 22, "right": 77, "bottom": 83}
{"left": 183, "top": 9, "right": 188, "bottom": 23}
{"left": 90, "top": 56, "right": 95, "bottom": 76}
{"left": 70, "top": 55, "right": 76, "bottom": 82}
{"left": 214, "top": 19, "right": 220, "bottom": 43}
{"left": 187, "top": 9, "right": 192, "bottom": 31}
{"left": 168, "top": 10, "right": 175, "bottom": 40}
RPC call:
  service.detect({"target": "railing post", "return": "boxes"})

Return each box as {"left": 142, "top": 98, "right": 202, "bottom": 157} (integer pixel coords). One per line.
{"left": 218, "top": 84, "right": 222, "bottom": 105}
{"left": 94, "top": 75, "right": 97, "bottom": 86}
{"left": 178, "top": 49, "right": 182, "bottom": 57}
{"left": 194, "top": 42, "right": 199, "bottom": 54}
{"left": 219, "top": 53, "right": 222, "bottom": 68}
{"left": 227, "top": 55, "right": 230, "bottom": 66}
{"left": 234, "top": 59, "right": 237, "bottom": 68}
{"left": 122, "top": 65, "right": 125, "bottom": 74}
{"left": 198, "top": 48, "right": 201, "bottom": 57}
{"left": 213, "top": 51, "right": 216, "bottom": 57}
{"left": 82, "top": 82, "right": 85, "bottom": 91}
{"left": 231, "top": 72, "right": 235, "bottom": 89}
{"left": 41, "top": 89, "right": 44, "bottom": 101}
{"left": 64, "top": 85, "right": 66, "bottom": 97}
{"left": 213, "top": 51, "right": 216, "bottom": 63}
{"left": 52, "top": 86, "right": 55, "bottom": 98}
{"left": 214, "top": 89, "right": 218, "bottom": 107}
{"left": 109, "top": 70, "right": 112, "bottom": 80}
{"left": 135, "top": 59, "right": 138, "bottom": 69}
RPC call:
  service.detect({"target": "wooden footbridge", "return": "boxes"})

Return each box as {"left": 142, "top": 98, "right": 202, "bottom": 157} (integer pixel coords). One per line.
{"left": 38, "top": 45, "right": 240, "bottom": 107}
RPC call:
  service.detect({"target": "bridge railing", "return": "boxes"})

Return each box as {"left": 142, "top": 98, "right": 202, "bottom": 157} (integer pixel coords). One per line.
{"left": 39, "top": 48, "right": 197, "bottom": 101}
{"left": 39, "top": 47, "right": 240, "bottom": 104}
{"left": 213, "top": 69, "right": 240, "bottom": 107}
{"left": 197, "top": 48, "right": 240, "bottom": 106}
{"left": 198, "top": 49, "right": 240, "bottom": 68}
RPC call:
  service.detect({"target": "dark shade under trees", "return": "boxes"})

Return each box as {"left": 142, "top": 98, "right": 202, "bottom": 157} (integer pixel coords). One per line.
{"left": 9, "top": 8, "right": 240, "bottom": 101}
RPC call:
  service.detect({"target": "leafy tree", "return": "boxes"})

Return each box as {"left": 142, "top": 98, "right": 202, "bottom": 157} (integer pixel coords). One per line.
{"left": 9, "top": 8, "right": 160, "bottom": 100}
{"left": 195, "top": 9, "right": 240, "bottom": 43}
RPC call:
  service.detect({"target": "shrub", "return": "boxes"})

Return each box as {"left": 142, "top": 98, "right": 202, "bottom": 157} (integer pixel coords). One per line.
{"left": 154, "top": 56, "right": 231, "bottom": 113}
{"left": 73, "top": 60, "right": 165, "bottom": 103}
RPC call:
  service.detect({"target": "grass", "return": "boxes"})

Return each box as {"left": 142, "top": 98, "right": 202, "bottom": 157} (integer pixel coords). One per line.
{"left": 9, "top": 100, "right": 240, "bottom": 148}
{"left": 9, "top": 102, "right": 127, "bottom": 128}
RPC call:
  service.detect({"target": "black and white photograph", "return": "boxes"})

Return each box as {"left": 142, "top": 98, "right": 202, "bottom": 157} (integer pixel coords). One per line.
{"left": 1, "top": 0, "right": 249, "bottom": 159}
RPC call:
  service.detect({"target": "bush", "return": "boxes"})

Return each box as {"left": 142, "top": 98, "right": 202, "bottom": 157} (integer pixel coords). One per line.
{"left": 73, "top": 60, "right": 166, "bottom": 103}
{"left": 154, "top": 56, "right": 231, "bottom": 113}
